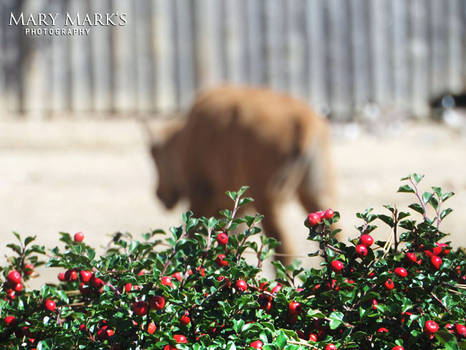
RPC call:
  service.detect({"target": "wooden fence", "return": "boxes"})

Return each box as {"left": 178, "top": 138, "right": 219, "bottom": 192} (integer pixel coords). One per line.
{"left": 0, "top": 0, "right": 465, "bottom": 120}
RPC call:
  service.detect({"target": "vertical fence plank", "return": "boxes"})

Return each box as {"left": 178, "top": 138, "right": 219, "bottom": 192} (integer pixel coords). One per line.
{"left": 224, "top": 0, "right": 247, "bottom": 84}
{"left": 328, "top": 0, "right": 352, "bottom": 120}
{"left": 113, "top": 0, "right": 136, "bottom": 113}
{"left": 22, "top": 0, "right": 51, "bottom": 118}
{"left": 392, "top": 0, "right": 410, "bottom": 111}
{"left": 89, "top": 0, "right": 113, "bottom": 113}
{"left": 153, "top": 0, "right": 176, "bottom": 112}
{"left": 306, "top": 0, "right": 329, "bottom": 114}
{"left": 446, "top": 0, "right": 463, "bottom": 92}
{"left": 194, "top": 0, "right": 224, "bottom": 89}
{"left": 50, "top": 0, "right": 71, "bottom": 114}
{"left": 174, "top": 0, "right": 196, "bottom": 109}
{"left": 429, "top": 0, "right": 448, "bottom": 96}
{"left": 349, "top": 0, "right": 370, "bottom": 111}
{"left": 68, "top": 0, "right": 93, "bottom": 113}
{"left": 246, "top": 0, "right": 265, "bottom": 85}
{"left": 264, "top": 0, "right": 287, "bottom": 91}
{"left": 0, "top": 1, "right": 6, "bottom": 115}
{"left": 135, "top": 0, "right": 154, "bottom": 113}
{"left": 410, "top": 0, "right": 429, "bottom": 117}
{"left": 369, "top": 0, "right": 392, "bottom": 107}
{"left": 285, "top": 0, "right": 307, "bottom": 99}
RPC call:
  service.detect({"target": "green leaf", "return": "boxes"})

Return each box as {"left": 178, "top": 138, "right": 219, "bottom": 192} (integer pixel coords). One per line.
{"left": 422, "top": 192, "right": 433, "bottom": 204}
{"left": 408, "top": 203, "right": 424, "bottom": 215}
{"left": 440, "top": 208, "right": 453, "bottom": 220}
{"left": 398, "top": 185, "right": 415, "bottom": 193}
{"left": 435, "top": 329, "right": 460, "bottom": 350}
{"left": 412, "top": 173, "right": 425, "bottom": 184}
{"left": 328, "top": 311, "right": 344, "bottom": 330}
{"left": 378, "top": 214, "right": 394, "bottom": 227}
{"left": 24, "top": 235, "right": 36, "bottom": 246}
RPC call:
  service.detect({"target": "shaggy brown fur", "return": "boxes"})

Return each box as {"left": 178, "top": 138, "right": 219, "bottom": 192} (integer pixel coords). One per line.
{"left": 149, "top": 85, "right": 335, "bottom": 265}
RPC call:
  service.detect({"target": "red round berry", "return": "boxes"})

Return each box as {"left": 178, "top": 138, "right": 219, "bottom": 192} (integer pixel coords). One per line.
{"left": 324, "top": 209, "right": 335, "bottom": 219}
{"left": 308, "top": 333, "right": 318, "bottom": 341}
{"left": 356, "top": 244, "right": 368, "bottom": 257}
{"left": 455, "top": 323, "right": 466, "bottom": 337}
{"left": 330, "top": 260, "right": 344, "bottom": 273}
{"left": 124, "top": 283, "right": 132, "bottom": 293}
{"left": 65, "top": 269, "right": 78, "bottom": 281}
{"left": 7, "top": 270, "right": 21, "bottom": 285}
{"left": 14, "top": 283, "right": 23, "bottom": 292}
{"left": 4, "top": 316, "right": 16, "bottom": 327}
{"left": 180, "top": 313, "right": 191, "bottom": 325}
{"left": 392, "top": 346, "right": 404, "bottom": 350}
{"left": 325, "top": 344, "right": 337, "bottom": 350}
{"left": 79, "top": 270, "right": 92, "bottom": 284}
{"left": 307, "top": 213, "right": 321, "bottom": 226}
{"left": 216, "top": 254, "right": 229, "bottom": 267}
{"left": 405, "top": 252, "right": 417, "bottom": 264}
{"left": 250, "top": 340, "right": 263, "bottom": 349}
{"left": 73, "top": 232, "right": 84, "bottom": 243}
{"left": 58, "top": 272, "right": 66, "bottom": 281}
{"left": 216, "top": 232, "right": 228, "bottom": 245}
{"left": 236, "top": 279, "right": 248, "bottom": 292}
{"left": 44, "top": 299, "right": 56, "bottom": 312}
{"left": 172, "top": 272, "right": 183, "bottom": 282}
{"left": 424, "top": 320, "right": 439, "bottom": 334}
{"left": 360, "top": 234, "right": 374, "bottom": 247}
{"left": 288, "top": 301, "right": 302, "bottom": 316}
{"left": 161, "top": 276, "right": 174, "bottom": 287}
{"left": 149, "top": 295, "right": 165, "bottom": 310}
{"left": 147, "top": 321, "right": 157, "bottom": 335}
{"left": 394, "top": 267, "right": 408, "bottom": 278}
{"left": 24, "top": 264, "right": 34, "bottom": 276}
{"left": 132, "top": 301, "right": 148, "bottom": 316}
{"left": 384, "top": 279, "right": 395, "bottom": 290}
{"left": 430, "top": 255, "right": 442, "bottom": 270}
{"left": 173, "top": 334, "right": 188, "bottom": 343}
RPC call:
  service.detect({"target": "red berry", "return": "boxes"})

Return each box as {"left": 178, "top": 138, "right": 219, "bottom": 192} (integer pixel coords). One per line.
{"left": 7, "top": 270, "right": 21, "bottom": 285}
{"left": 384, "top": 279, "right": 395, "bottom": 290}
{"left": 271, "top": 284, "right": 282, "bottom": 294}
{"left": 392, "top": 346, "right": 404, "bottom": 350}
{"left": 455, "top": 323, "right": 466, "bottom": 337}
{"left": 360, "top": 234, "right": 374, "bottom": 247}
{"left": 14, "top": 283, "right": 23, "bottom": 292}
{"left": 330, "top": 260, "right": 344, "bottom": 273}
{"left": 79, "top": 282, "right": 90, "bottom": 295}
{"left": 394, "top": 267, "right": 408, "bottom": 278}
{"left": 163, "top": 346, "right": 177, "bottom": 350}
{"left": 74, "top": 232, "right": 84, "bottom": 242}
{"left": 424, "top": 320, "right": 439, "bottom": 334}
{"left": 173, "top": 334, "right": 187, "bottom": 343}
{"left": 430, "top": 255, "right": 442, "bottom": 270}
{"left": 307, "top": 213, "right": 321, "bottom": 226}
{"left": 216, "top": 232, "right": 229, "bottom": 245}
{"left": 405, "top": 252, "right": 417, "bottom": 264}
{"left": 250, "top": 340, "right": 263, "bottom": 349}
{"left": 180, "top": 313, "right": 191, "bottom": 325}
{"left": 91, "top": 275, "right": 105, "bottom": 289}
{"left": 432, "top": 245, "right": 443, "bottom": 256}
{"left": 4, "top": 316, "right": 16, "bottom": 327}
{"left": 124, "top": 283, "right": 132, "bottom": 293}
{"left": 97, "top": 325, "right": 114, "bottom": 340}
{"left": 324, "top": 209, "right": 335, "bottom": 220}
{"left": 308, "top": 333, "right": 318, "bottom": 341}
{"left": 325, "top": 345, "right": 337, "bottom": 350}
{"left": 172, "top": 272, "right": 183, "bottom": 282}
{"left": 133, "top": 301, "right": 148, "bottom": 316}
{"left": 371, "top": 299, "right": 378, "bottom": 310}
{"left": 356, "top": 244, "right": 368, "bottom": 257}
{"left": 161, "top": 276, "right": 174, "bottom": 287}
{"left": 65, "top": 269, "right": 78, "bottom": 281}
{"left": 149, "top": 295, "right": 165, "bottom": 310}
{"left": 258, "top": 294, "right": 272, "bottom": 311}
{"left": 44, "top": 299, "right": 56, "bottom": 312}
{"left": 236, "top": 279, "right": 248, "bottom": 292}
{"left": 58, "top": 272, "right": 66, "bottom": 281}
{"left": 24, "top": 264, "right": 34, "bottom": 276}
{"left": 79, "top": 270, "right": 92, "bottom": 284}
{"left": 216, "top": 254, "right": 229, "bottom": 267}
{"left": 147, "top": 321, "right": 157, "bottom": 335}
{"left": 288, "top": 301, "right": 302, "bottom": 316}
{"left": 79, "top": 324, "right": 87, "bottom": 332}
{"left": 377, "top": 327, "right": 389, "bottom": 333}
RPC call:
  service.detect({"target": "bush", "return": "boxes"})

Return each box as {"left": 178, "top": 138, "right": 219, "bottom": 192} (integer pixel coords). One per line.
{"left": 1, "top": 174, "right": 465, "bottom": 349}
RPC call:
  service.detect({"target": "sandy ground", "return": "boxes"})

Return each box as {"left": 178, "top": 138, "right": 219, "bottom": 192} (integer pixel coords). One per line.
{"left": 0, "top": 118, "right": 465, "bottom": 285}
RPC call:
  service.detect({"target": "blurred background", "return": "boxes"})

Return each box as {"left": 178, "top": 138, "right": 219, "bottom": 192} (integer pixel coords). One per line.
{"left": 0, "top": 0, "right": 465, "bottom": 278}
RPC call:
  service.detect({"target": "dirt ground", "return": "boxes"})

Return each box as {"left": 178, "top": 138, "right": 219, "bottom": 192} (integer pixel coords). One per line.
{"left": 0, "top": 118, "right": 465, "bottom": 285}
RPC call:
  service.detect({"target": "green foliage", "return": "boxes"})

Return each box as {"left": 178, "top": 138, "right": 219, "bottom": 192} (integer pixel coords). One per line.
{"left": 0, "top": 175, "right": 465, "bottom": 349}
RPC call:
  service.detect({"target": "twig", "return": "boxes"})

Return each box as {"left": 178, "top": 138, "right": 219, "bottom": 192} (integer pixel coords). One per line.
{"left": 409, "top": 177, "right": 428, "bottom": 221}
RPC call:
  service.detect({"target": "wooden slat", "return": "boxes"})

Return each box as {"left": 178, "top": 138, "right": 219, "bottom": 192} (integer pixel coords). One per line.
{"left": 174, "top": 0, "right": 196, "bottom": 109}
{"left": 446, "top": 0, "right": 463, "bottom": 92}
{"left": 428, "top": 0, "right": 448, "bottom": 95}
{"left": 89, "top": 0, "right": 113, "bottom": 113}
{"left": 306, "top": 0, "right": 329, "bottom": 114}
{"left": 0, "top": 1, "right": 6, "bottom": 115}
{"left": 68, "top": 0, "right": 93, "bottom": 113}
{"left": 135, "top": 0, "right": 154, "bottom": 112}
{"left": 264, "top": 0, "right": 287, "bottom": 91}
{"left": 410, "top": 0, "right": 430, "bottom": 117}
{"left": 246, "top": 0, "right": 266, "bottom": 85}
{"left": 193, "top": 0, "right": 224, "bottom": 89}
{"left": 349, "top": 0, "right": 371, "bottom": 110}
{"left": 327, "top": 0, "right": 351, "bottom": 120}
{"left": 369, "top": 0, "right": 392, "bottom": 107}
{"left": 285, "top": 0, "right": 307, "bottom": 99}
{"left": 392, "top": 0, "right": 410, "bottom": 110}
{"left": 152, "top": 0, "right": 176, "bottom": 112}
{"left": 224, "top": 0, "right": 247, "bottom": 84}
{"left": 113, "top": 0, "right": 137, "bottom": 113}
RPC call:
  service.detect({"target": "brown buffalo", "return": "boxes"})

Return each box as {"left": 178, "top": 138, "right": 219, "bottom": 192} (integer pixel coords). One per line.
{"left": 148, "top": 85, "right": 335, "bottom": 264}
